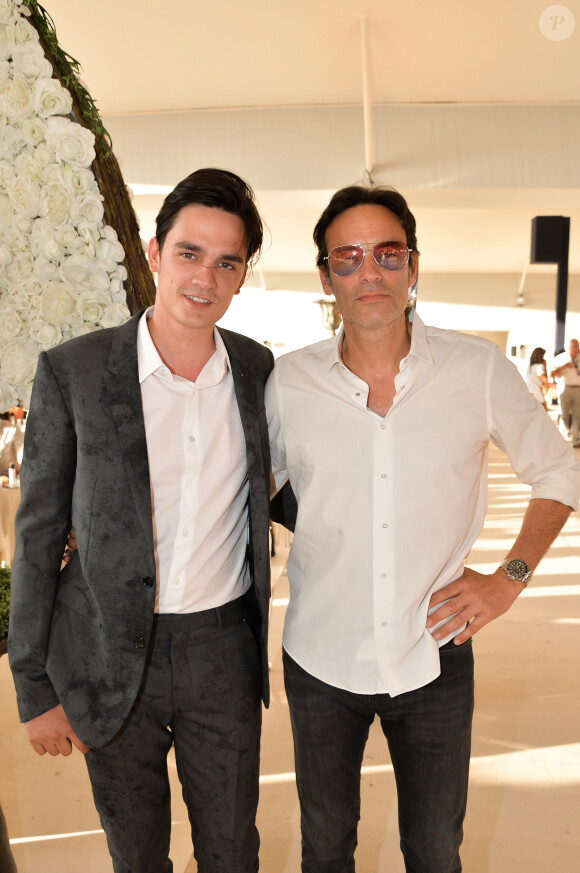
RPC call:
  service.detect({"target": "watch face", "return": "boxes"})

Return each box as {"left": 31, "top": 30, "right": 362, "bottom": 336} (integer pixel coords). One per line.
{"left": 506, "top": 559, "right": 529, "bottom": 580}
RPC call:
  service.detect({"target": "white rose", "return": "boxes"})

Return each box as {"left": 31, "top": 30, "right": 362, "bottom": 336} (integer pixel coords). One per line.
{"left": 96, "top": 235, "right": 125, "bottom": 271}
{"left": 101, "top": 224, "right": 120, "bottom": 242}
{"left": 0, "top": 161, "right": 16, "bottom": 191}
{"left": 69, "top": 322, "right": 101, "bottom": 338}
{"left": 8, "top": 174, "right": 40, "bottom": 216}
{"left": 38, "top": 237, "right": 64, "bottom": 262}
{"left": 12, "top": 16, "right": 38, "bottom": 47}
{"left": 14, "top": 277, "right": 43, "bottom": 304}
{"left": 39, "top": 182, "right": 72, "bottom": 228}
{"left": 0, "top": 192, "right": 15, "bottom": 231}
{"left": 70, "top": 192, "right": 104, "bottom": 227}
{"left": 76, "top": 289, "right": 109, "bottom": 323}
{"left": 45, "top": 117, "right": 95, "bottom": 166}
{"left": 100, "top": 303, "right": 130, "bottom": 329}
{"left": 59, "top": 252, "right": 110, "bottom": 292}
{"left": 33, "top": 254, "right": 58, "bottom": 280}
{"left": 33, "top": 78, "right": 72, "bottom": 117}
{"left": 0, "top": 379, "right": 19, "bottom": 415}
{"left": 0, "top": 22, "right": 15, "bottom": 62}
{"left": 10, "top": 212, "right": 33, "bottom": 234}
{"left": 58, "top": 164, "right": 96, "bottom": 196}
{"left": 54, "top": 223, "right": 78, "bottom": 249}
{"left": 108, "top": 276, "right": 127, "bottom": 302}
{"left": 31, "top": 216, "right": 54, "bottom": 246}
{"left": 76, "top": 220, "right": 100, "bottom": 245}
{"left": 0, "top": 303, "right": 26, "bottom": 342}
{"left": 1, "top": 340, "right": 38, "bottom": 386}
{"left": 0, "top": 0, "right": 18, "bottom": 26}
{"left": 5, "top": 248, "right": 34, "bottom": 283}
{"left": 67, "top": 234, "right": 95, "bottom": 258}
{"left": 0, "top": 74, "right": 33, "bottom": 118}
{"left": 14, "top": 148, "right": 41, "bottom": 179}
{"left": 28, "top": 319, "right": 62, "bottom": 350}
{"left": 4, "top": 228, "right": 29, "bottom": 252}
{"left": 0, "top": 120, "right": 18, "bottom": 159}
{"left": 11, "top": 43, "right": 52, "bottom": 81}
{"left": 35, "top": 143, "right": 56, "bottom": 169}
{"left": 20, "top": 115, "right": 46, "bottom": 146}
{"left": 39, "top": 280, "right": 76, "bottom": 325}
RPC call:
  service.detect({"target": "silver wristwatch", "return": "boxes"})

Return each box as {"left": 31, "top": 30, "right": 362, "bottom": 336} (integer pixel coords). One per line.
{"left": 499, "top": 558, "right": 532, "bottom": 587}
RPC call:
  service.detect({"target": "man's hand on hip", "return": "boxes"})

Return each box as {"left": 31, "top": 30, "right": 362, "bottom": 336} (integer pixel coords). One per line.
{"left": 426, "top": 566, "right": 525, "bottom": 645}
{"left": 24, "top": 704, "right": 90, "bottom": 756}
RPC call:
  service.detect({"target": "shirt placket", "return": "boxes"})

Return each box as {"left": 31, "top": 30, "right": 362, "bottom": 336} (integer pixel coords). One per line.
{"left": 167, "top": 385, "right": 201, "bottom": 606}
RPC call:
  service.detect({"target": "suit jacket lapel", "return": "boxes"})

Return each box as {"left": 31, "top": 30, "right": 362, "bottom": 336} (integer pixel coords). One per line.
{"left": 219, "top": 328, "right": 263, "bottom": 443}
{"left": 104, "top": 312, "right": 154, "bottom": 551}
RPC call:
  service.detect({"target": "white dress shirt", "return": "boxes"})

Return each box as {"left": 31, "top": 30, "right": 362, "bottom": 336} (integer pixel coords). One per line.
{"left": 138, "top": 310, "right": 250, "bottom": 613}
{"left": 266, "top": 311, "right": 580, "bottom": 697}
{"left": 553, "top": 351, "right": 580, "bottom": 387}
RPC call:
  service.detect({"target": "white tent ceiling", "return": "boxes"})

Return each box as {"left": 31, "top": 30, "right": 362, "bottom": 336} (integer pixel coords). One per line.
{"left": 41, "top": 0, "right": 580, "bottom": 288}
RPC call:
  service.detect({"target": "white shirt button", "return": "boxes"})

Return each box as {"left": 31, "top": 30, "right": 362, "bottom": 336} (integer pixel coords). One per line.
{"left": 189, "top": 435, "right": 196, "bottom": 442}
{"left": 381, "top": 573, "right": 387, "bottom": 579}
{"left": 381, "top": 621, "right": 388, "bottom": 627}
{"left": 173, "top": 577, "right": 181, "bottom": 585}
{"left": 382, "top": 523, "right": 388, "bottom": 528}
{"left": 183, "top": 530, "right": 190, "bottom": 537}
{"left": 381, "top": 473, "right": 386, "bottom": 478}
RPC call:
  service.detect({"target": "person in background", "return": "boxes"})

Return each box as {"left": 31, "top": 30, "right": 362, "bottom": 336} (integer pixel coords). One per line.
{"left": 8, "top": 403, "right": 25, "bottom": 422}
{"left": 551, "top": 338, "right": 580, "bottom": 446}
{"left": 526, "top": 346, "right": 551, "bottom": 411}
{"left": 267, "top": 183, "right": 580, "bottom": 873}
{"left": 9, "top": 168, "right": 274, "bottom": 873}
{"left": 0, "top": 412, "right": 18, "bottom": 476}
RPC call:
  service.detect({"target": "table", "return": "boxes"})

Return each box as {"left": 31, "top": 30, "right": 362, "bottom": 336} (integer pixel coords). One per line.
{"left": 0, "top": 486, "right": 20, "bottom": 566}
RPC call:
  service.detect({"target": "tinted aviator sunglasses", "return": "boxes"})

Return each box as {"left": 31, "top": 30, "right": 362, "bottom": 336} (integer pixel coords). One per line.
{"left": 324, "top": 241, "right": 412, "bottom": 277}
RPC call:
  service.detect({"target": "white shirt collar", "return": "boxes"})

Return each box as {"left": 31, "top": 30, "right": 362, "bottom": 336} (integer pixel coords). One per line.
{"left": 137, "top": 307, "right": 230, "bottom": 385}
{"left": 323, "top": 308, "right": 433, "bottom": 376}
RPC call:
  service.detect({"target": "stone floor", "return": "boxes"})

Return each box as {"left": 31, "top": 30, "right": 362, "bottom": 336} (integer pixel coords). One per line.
{"left": 1, "top": 443, "right": 579, "bottom": 872}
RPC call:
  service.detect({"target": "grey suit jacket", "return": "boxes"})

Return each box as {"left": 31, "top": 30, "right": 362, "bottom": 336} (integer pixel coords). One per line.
{"left": 8, "top": 311, "right": 274, "bottom": 748}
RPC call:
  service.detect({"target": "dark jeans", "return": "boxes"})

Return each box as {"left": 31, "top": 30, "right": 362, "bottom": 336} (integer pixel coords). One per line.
{"left": 86, "top": 595, "right": 262, "bottom": 873}
{"left": 283, "top": 639, "right": 474, "bottom": 873}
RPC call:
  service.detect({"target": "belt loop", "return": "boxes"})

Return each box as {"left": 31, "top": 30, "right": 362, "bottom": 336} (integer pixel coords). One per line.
{"left": 215, "top": 605, "right": 223, "bottom": 629}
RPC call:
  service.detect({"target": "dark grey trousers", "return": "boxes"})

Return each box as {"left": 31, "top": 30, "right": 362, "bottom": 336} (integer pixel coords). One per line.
{"left": 85, "top": 596, "right": 262, "bottom": 873}
{"left": 0, "top": 803, "right": 17, "bottom": 873}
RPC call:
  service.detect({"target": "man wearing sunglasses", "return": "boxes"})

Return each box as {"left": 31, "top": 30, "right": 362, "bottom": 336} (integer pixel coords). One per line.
{"left": 267, "top": 184, "right": 580, "bottom": 872}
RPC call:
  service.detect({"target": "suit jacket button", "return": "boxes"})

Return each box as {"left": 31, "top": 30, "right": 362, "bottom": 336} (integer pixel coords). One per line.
{"left": 142, "top": 576, "right": 153, "bottom": 588}
{"left": 133, "top": 636, "right": 145, "bottom": 649}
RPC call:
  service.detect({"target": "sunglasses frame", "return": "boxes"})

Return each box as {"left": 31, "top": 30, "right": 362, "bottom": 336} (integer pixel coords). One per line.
{"left": 324, "top": 241, "right": 412, "bottom": 277}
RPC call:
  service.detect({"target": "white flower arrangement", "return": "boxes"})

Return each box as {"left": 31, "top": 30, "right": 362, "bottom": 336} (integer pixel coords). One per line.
{"left": 0, "top": 0, "right": 130, "bottom": 411}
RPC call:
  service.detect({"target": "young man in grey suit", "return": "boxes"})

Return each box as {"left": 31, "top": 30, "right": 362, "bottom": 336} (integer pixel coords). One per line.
{"left": 9, "top": 168, "right": 274, "bottom": 873}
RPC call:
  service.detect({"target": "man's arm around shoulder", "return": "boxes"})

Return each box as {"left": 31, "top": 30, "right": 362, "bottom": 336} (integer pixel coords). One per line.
{"left": 8, "top": 352, "right": 87, "bottom": 754}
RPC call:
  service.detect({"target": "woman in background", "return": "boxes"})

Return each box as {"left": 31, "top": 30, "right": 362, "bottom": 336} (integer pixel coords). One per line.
{"left": 526, "top": 347, "right": 550, "bottom": 411}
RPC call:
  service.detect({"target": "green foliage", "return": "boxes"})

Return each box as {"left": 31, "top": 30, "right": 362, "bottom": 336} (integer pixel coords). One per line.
{"left": 0, "top": 565, "right": 10, "bottom": 644}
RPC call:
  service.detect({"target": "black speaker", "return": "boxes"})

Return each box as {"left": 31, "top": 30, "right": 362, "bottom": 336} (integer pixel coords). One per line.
{"left": 530, "top": 216, "right": 570, "bottom": 263}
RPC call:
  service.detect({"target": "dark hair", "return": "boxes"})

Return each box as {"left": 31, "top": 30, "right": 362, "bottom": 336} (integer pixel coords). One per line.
{"left": 313, "top": 185, "right": 418, "bottom": 271}
{"left": 529, "top": 347, "right": 546, "bottom": 366}
{"left": 155, "top": 168, "right": 263, "bottom": 267}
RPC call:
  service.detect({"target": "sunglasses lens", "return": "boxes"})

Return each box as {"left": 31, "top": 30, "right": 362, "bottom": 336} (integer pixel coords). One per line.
{"left": 328, "top": 245, "right": 364, "bottom": 276}
{"left": 373, "top": 242, "right": 410, "bottom": 271}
